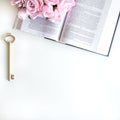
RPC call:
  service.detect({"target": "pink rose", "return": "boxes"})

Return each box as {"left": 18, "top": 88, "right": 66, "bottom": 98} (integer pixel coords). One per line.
{"left": 18, "top": 8, "right": 27, "bottom": 20}
{"left": 25, "top": 0, "right": 43, "bottom": 19}
{"left": 44, "top": 0, "right": 59, "bottom": 5}
{"left": 11, "top": 0, "right": 25, "bottom": 8}
{"left": 49, "top": 9, "right": 61, "bottom": 22}
{"left": 42, "top": 5, "right": 54, "bottom": 18}
{"left": 58, "top": 0, "right": 75, "bottom": 13}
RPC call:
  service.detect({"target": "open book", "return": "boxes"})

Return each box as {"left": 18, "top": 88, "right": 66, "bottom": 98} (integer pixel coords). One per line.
{"left": 13, "top": 0, "right": 120, "bottom": 56}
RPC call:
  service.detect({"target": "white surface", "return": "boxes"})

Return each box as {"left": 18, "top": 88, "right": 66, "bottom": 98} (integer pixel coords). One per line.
{"left": 0, "top": 0, "right": 120, "bottom": 120}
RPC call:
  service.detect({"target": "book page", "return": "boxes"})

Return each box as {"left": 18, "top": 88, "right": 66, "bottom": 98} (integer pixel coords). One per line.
{"left": 13, "top": 14, "right": 66, "bottom": 41}
{"left": 60, "top": 0, "right": 112, "bottom": 50}
{"left": 14, "top": 17, "right": 45, "bottom": 37}
{"left": 96, "top": 0, "right": 120, "bottom": 55}
{"left": 43, "top": 13, "right": 67, "bottom": 41}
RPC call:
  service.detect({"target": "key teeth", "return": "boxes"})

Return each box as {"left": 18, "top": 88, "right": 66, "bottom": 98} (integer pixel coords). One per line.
{"left": 11, "top": 74, "right": 14, "bottom": 80}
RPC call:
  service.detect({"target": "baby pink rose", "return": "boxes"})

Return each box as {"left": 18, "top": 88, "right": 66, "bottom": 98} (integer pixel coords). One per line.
{"left": 49, "top": 9, "right": 61, "bottom": 22}
{"left": 18, "top": 8, "right": 27, "bottom": 19}
{"left": 44, "top": 0, "right": 59, "bottom": 5}
{"left": 42, "top": 5, "right": 54, "bottom": 18}
{"left": 58, "top": 0, "right": 75, "bottom": 13}
{"left": 25, "top": 0, "right": 43, "bottom": 19}
{"left": 11, "top": 0, "right": 25, "bottom": 8}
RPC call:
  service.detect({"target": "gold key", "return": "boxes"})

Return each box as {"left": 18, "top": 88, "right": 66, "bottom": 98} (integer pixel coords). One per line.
{"left": 3, "top": 33, "right": 15, "bottom": 81}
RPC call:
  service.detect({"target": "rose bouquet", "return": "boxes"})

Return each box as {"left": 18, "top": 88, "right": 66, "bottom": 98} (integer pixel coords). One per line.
{"left": 11, "top": 0, "right": 75, "bottom": 22}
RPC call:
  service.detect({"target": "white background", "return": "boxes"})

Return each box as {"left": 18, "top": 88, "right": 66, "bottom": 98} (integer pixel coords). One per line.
{"left": 0, "top": 0, "right": 120, "bottom": 120}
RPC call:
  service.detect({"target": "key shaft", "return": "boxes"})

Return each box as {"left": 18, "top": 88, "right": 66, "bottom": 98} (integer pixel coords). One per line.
{"left": 8, "top": 42, "right": 14, "bottom": 80}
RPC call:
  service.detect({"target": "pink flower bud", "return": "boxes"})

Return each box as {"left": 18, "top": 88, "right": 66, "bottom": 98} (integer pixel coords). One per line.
{"left": 18, "top": 8, "right": 27, "bottom": 20}
{"left": 11, "top": 0, "right": 25, "bottom": 8}
{"left": 44, "top": 0, "right": 59, "bottom": 5}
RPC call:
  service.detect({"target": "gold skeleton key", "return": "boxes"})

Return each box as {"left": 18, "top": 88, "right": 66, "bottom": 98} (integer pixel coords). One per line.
{"left": 3, "top": 33, "right": 15, "bottom": 81}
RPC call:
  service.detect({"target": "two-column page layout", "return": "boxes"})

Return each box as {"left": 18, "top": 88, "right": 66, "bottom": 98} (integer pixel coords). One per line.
{"left": 14, "top": 0, "right": 120, "bottom": 56}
